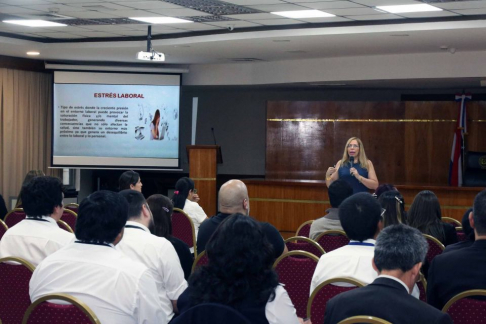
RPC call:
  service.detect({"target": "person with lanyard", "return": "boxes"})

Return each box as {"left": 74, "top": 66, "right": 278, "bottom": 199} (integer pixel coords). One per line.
{"left": 117, "top": 190, "right": 187, "bottom": 322}
{"left": 29, "top": 190, "right": 166, "bottom": 324}
{"left": 0, "top": 176, "right": 74, "bottom": 266}
{"left": 325, "top": 137, "right": 379, "bottom": 194}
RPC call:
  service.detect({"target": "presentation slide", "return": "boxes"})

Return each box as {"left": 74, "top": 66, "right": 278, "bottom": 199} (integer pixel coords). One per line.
{"left": 52, "top": 72, "right": 180, "bottom": 168}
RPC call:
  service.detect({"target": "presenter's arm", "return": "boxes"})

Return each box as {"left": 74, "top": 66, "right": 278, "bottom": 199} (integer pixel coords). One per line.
{"left": 359, "top": 160, "right": 379, "bottom": 190}
{"left": 325, "top": 160, "right": 341, "bottom": 188}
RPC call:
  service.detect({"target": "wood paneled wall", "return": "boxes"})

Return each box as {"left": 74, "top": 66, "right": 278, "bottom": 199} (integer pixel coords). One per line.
{"left": 266, "top": 101, "right": 486, "bottom": 185}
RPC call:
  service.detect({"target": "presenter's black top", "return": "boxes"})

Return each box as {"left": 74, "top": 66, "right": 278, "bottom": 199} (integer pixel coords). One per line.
{"left": 197, "top": 213, "right": 285, "bottom": 260}
{"left": 0, "top": 194, "right": 7, "bottom": 220}
{"left": 338, "top": 161, "right": 369, "bottom": 194}
{"left": 168, "top": 236, "right": 193, "bottom": 280}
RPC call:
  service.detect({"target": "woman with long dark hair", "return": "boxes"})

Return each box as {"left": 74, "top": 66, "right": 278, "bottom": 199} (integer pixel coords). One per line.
{"left": 177, "top": 213, "right": 299, "bottom": 323}
{"left": 407, "top": 190, "right": 458, "bottom": 246}
{"left": 118, "top": 170, "right": 142, "bottom": 192}
{"left": 146, "top": 194, "right": 193, "bottom": 279}
{"left": 171, "top": 177, "right": 207, "bottom": 238}
{"left": 378, "top": 191, "right": 406, "bottom": 227}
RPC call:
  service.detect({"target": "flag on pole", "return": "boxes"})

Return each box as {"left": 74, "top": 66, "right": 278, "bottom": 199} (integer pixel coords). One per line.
{"left": 449, "top": 94, "right": 471, "bottom": 186}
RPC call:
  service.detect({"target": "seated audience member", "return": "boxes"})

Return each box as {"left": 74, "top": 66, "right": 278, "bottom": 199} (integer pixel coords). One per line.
{"left": 311, "top": 192, "right": 383, "bottom": 294}
{"left": 197, "top": 179, "right": 286, "bottom": 259}
{"left": 172, "top": 177, "right": 207, "bottom": 239}
{"left": 408, "top": 190, "right": 458, "bottom": 246}
{"left": 378, "top": 190, "right": 406, "bottom": 227}
{"left": 178, "top": 213, "right": 300, "bottom": 324}
{"left": 443, "top": 207, "right": 474, "bottom": 254}
{"left": 30, "top": 190, "right": 166, "bottom": 324}
{"left": 147, "top": 194, "right": 193, "bottom": 280}
{"left": 117, "top": 190, "right": 187, "bottom": 321}
{"left": 427, "top": 190, "right": 486, "bottom": 310}
{"left": 324, "top": 224, "right": 452, "bottom": 324}
{"left": 373, "top": 183, "right": 396, "bottom": 199}
{"left": 15, "top": 169, "right": 45, "bottom": 207}
{"left": 0, "top": 193, "right": 7, "bottom": 220}
{"left": 309, "top": 179, "right": 353, "bottom": 240}
{"left": 0, "top": 176, "right": 74, "bottom": 266}
{"left": 119, "top": 170, "right": 143, "bottom": 192}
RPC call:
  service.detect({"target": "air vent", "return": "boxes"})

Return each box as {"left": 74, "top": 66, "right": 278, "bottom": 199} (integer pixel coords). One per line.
{"left": 161, "top": 0, "right": 263, "bottom": 15}
{"left": 186, "top": 15, "right": 237, "bottom": 22}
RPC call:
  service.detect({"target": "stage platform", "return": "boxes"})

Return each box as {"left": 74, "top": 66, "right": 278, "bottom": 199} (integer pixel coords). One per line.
{"left": 243, "top": 179, "right": 484, "bottom": 239}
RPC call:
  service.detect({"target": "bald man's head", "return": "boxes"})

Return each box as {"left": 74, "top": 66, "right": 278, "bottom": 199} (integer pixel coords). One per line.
{"left": 218, "top": 180, "right": 250, "bottom": 215}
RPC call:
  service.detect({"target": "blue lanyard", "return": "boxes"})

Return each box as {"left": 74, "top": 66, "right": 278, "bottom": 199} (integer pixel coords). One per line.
{"left": 348, "top": 242, "right": 375, "bottom": 247}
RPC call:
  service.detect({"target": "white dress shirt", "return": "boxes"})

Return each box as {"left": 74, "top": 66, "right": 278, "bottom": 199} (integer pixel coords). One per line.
{"left": 265, "top": 285, "right": 299, "bottom": 324}
{"left": 30, "top": 241, "right": 166, "bottom": 324}
{"left": 117, "top": 221, "right": 187, "bottom": 321}
{"left": 0, "top": 216, "right": 74, "bottom": 266}
{"left": 183, "top": 199, "right": 207, "bottom": 238}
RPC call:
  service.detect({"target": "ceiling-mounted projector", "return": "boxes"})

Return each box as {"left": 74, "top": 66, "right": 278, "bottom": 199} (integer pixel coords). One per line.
{"left": 137, "top": 51, "right": 165, "bottom": 62}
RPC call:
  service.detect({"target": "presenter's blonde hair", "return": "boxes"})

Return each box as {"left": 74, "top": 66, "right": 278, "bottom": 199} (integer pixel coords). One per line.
{"left": 341, "top": 137, "right": 369, "bottom": 170}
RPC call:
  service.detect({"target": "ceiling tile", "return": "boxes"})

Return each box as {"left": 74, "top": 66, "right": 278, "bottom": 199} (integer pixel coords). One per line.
{"left": 106, "top": 9, "right": 158, "bottom": 17}
{"left": 222, "top": 12, "right": 283, "bottom": 19}
{"left": 70, "top": 30, "right": 122, "bottom": 37}
{"left": 298, "top": 1, "right": 365, "bottom": 10}
{"left": 325, "top": 7, "right": 384, "bottom": 15}
{"left": 57, "top": 10, "right": 123, "bottom": 18}
{"left": 247, "top": 3, "right": 310, "bottom": 12}
{"left": 0, "top": 6, "right": 44, "bottom": 14}
{"left": 451, "top": 8, "right": 486, "bottom": 15}
{"left": 112, "top": 1, "right": 187, "bottom": 10}
{"left": 66, "top": 2, "right": 134, "bottom": 10}
{"left": 433, "top": 1, "right": 486, "bottom": 10}
{"left": 30, "top": 31, "right": 86, "bottom": 38}
{"left": 148, "top": 8, "right": 212, "bottom": 16}
{"left": 253, "top": 18, "right": 306, "bottom": 25}
{"left": 349, "top": 13, "right": 404, "bottom": 20}
{"left": 22, "top": 4, "right": 88, "bottom": 13}
{"left": 350, "top": 0, "right": 421, "bottom": 6}
{"left": 0, "top": 0, "right": 52, "bottom": 4}
{"left": 79, "top": 24, "right": 138, "bottom": 32}
{"left": 297, "top": 16, "right": 352, "bottom": 22}
{"left": 206, "top": 20, "right": 264, "bottom": 27}
{"left": 223, "top": 0, "right": 286, "bottom": 5}
{"left": 167, "top": 22, "right": 222, "bottom": 30}
{"left": 398, "top": 11, "right": 461, "bottom": 18}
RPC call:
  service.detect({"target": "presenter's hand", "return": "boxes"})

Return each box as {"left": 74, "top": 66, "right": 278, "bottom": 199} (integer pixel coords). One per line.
{"left": 350, "top": 167, "right": 358, "bottom": 177}
{"left": 326, "top": 167, "right": 336, "bottom": 178}
{"left": 191, "top": 194, "right": 200, "bottom": 203}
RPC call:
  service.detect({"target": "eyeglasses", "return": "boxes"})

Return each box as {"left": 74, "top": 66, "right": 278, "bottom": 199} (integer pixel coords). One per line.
{"left": 347, "top": 144, "right": 359, "bottom": 148}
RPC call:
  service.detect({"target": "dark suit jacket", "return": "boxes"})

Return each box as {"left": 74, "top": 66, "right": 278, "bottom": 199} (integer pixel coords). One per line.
{"left": 427, "top": 239, "right": 486, "bottom": 310}
{"left": 324, "top": 277, "right": 452, "bottom": 324}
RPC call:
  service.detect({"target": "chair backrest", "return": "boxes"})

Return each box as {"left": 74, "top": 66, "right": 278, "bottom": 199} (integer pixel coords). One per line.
{"left": 192, "top": 250, "right": 208, "bottom": 273}
{"left": 423, "top": 234, "right": 445, "bottom": 264}
{"left": 307, "top": 277, "right": 365, "bottom": 324}
{"left": 315, "top": 230, "right": 350, "bottom": 253}
{"left": 337, "top": 316, "right": 392, "bottom": 324}
{"left": 60, "top": 209, "right": 77, "bottom": 233}
{"left": 417, "top": 272, "right": 427, "bottom": 302}
{"left": 273, "top": 251, "right": 319, "bottom": 318}
{"left": 0, "top": 219, "right": 8, "bottom": 241}
{"left": 4, "top": 208, "right": 26, "bottom": 228}
{"left": 173, "top": 208, "right": 197, "bottom": 257}
{"left": 442, "top": 289, "right": 486, "bottom": 324}
{"left": 295, "top": 220, "right": 313, "bottom": 238}
{"left": 171, "top": 303, "right": 252, "bottom": 324}
{"left": 22, "top": 293, "right": 100, "bottom": 324}
{"left": 456, "top": 230, "right": 467, "bottom": 242}
{"left": 64, "top": 203, "right": 79, "bottom": 215}
{"left": 56, "top": 220, "right": 73, "bottom": 233}
{"left": 441, "top": 217, "right": 462, "bottom": 227}
{"left": 0, "top": 257, "right": 35, "bottom": 324}
{"left": 285, "top": 236, "right": 325, "bottom": 258}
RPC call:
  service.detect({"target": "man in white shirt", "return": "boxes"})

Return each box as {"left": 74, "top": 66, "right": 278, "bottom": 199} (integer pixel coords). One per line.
{"left": 117, "top": 190, "right": 187, "bottom": 321}
{"left": 0, "top": 176, "right": 74, "bottom": 266}
{"left": 30, "top": 190, "right": 166, "bottom": 324}
{"left": 311, "top": 192, "right": 383, "bottom": 294}
{"left": 324, "top": 224, "right": 453, "bottom": 324}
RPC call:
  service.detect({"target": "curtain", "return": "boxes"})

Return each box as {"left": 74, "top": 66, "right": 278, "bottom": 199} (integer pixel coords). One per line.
{"left": 0, "top": 68, "right": 60, "bottom": 210}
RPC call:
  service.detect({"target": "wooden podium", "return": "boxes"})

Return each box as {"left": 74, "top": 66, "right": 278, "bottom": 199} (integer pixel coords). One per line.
{"left": 186, "top": 145, "right": 222, "bottom": 216}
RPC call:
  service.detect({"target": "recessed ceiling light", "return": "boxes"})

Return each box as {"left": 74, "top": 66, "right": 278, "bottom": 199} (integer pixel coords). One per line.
{"left": 3, "top": 20, "right": 67, "bottom": 27}
{"left": 26, "top": 51, "right": 40, "bottom": 56}
{"left": 375, "top": 4, "right": 442, "bottom": 14}
{"left": 129, "top": 17, "right": 193, "bottom": 24}
{"left": 271, "top": 10, "right": 335, "bottom": 19}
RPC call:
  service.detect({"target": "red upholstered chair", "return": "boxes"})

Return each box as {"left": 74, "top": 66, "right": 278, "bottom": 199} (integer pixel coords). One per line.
{"left": 60, "top": 209, "right": 77, "bottom": 233}
{"left": 315, "top": 230, "right": 350, "bottom": 253}
{"left": 307, "top": 277, "right": 365, "bottom": 324}
{"left": 22, "top": 293, "right": 100, "bottom": 324}
{"left": 338, "top": 316, "right": 391, "bottom": 324}
{"left": 64, "top": 203, "right": 79, "bottom": 215}
{"left": 0, "top": 219, "right": 8, "bottom": 241}
{"left": 284, "top": 236, "right": 325, "bottom": 258}
{"left": 423, "top": 234, "right": 445, "bottom": 264}
{"left": 442, "top": 289, "right": 486, "bottom": 324}
{"left": 192, "top": 250, "right": 208, "bottom": 273}
{"left": 273, "top": 251, "right": 319, "bottom": 318}
{"left": 295, "top": 220, "right": 313, "bottom": 238}
{"left": 173, "top": 208, "right": 197, "bottom": 257}
{"left": 417, "top": 272, "right": 427, "bottom": 302}
{"left": 4, "top": 208, "right": 26, "bottom": 228}
{"left": 57, "top": 220, "right": 73, "bottom": 233}
{"left": 0, "top": 257, "right": 35, "bottom": 324}
{"left": 456, "top": 228, "right": 467, "bottom": 242}
{"left": 441, "top": 217, "right": 462, "bottom": 227}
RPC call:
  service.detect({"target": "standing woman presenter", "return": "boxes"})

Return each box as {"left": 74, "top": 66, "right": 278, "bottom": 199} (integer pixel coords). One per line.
{"left": 326, "top": 137, "right": 379, "bottom": 194}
